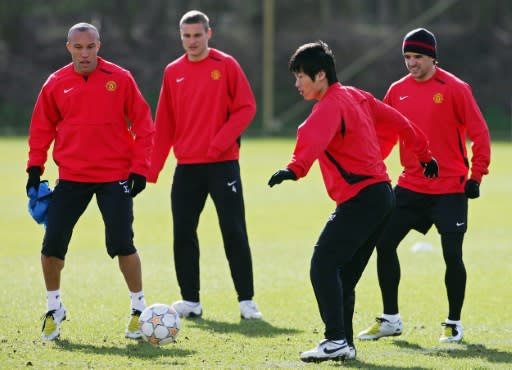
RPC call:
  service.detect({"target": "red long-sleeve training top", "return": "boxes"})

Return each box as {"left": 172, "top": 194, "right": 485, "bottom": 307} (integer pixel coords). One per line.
{"left": 287, "top": 83, "right": 433, "bottom": 205}
{"left": 148, "top": 48, "right": 256, "bottom": 182}
{"left": 384, "top": 67, "right": 491, "bottom": 194}
{"left": 27, "top": 57, "right": 154, "bottom": 182}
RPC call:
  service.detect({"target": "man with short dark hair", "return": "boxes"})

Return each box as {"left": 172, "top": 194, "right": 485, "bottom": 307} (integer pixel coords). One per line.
{"left": 26, "top": 22, "right": 154, "bottom": 341}
{"left": 268, "top": 40, "right": 437, "bottom": 362}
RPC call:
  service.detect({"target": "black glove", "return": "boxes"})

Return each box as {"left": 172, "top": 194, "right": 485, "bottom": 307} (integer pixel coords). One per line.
{"left": 268, "top": 168, "right": 297, "bottom": 187}
{"left": 421, "top": 158, "right": 439, "bottom": 178}
{"left": 464, "top": 179, "right": 480, "bottom": 199}
{"left": 26, "top": 166, "right": 42, "bottom": 194}
{"left": 128, "top": 173, "right": 146, "bottom": 197}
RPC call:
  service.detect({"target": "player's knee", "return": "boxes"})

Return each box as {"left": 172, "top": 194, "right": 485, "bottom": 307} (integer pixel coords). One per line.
{"left": 42, "top": 231, "right": 68, "bottom": 260}
{"left": 106, "top": 241, "right": 136, "bottom": 258}
{"left": 441, "top": 232, "right": 464, "bottom": 265}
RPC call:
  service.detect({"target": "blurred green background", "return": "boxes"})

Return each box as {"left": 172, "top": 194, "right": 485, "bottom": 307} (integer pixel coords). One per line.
{"left": 1, "top": 0, "right": 510, "bottom": 137}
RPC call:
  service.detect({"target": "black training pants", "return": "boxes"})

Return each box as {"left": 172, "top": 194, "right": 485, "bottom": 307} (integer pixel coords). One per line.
{"left": 171, "top": 161, "right": 254, "bottom": 303}
{"left": 310, "top": 182, "right": 394, "bottom": 344}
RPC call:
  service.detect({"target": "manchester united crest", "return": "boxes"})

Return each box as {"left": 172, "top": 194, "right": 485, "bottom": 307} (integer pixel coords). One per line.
{"left": 106, "top": 80, "right": 117, "bottom": 92}
{"left": 211, "top": 69, "right": 221, "bottom": 81}
{"left": 433, "top": 92, "right": 444, "bottom": 104}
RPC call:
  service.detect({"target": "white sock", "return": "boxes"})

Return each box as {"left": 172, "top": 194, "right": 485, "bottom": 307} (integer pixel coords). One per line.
{"left": 382, "top": 313, "right": 401, "bottom": 322}
{"left": 130, "top": 290, "right": 146, "bottom": 312}
{"left": 183, "top": 300, "right": 200, "bottom": 306}
{"left": 445, "top": 319, "right": 461, "bottom": 326}
{"left": 46, "top": 289, "right": 61, "bottom": 311}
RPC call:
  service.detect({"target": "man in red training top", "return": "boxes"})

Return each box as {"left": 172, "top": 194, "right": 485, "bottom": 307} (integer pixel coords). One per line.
{"left": 148, "top": 10, "right": 261, "bottom": 320}
{"left": 26, "top": 22, "right": 154, "bottom": 341}
{"left": 358, "top": 28, "right": 491, "bottom": 343}
{"left": 268, "top": 40, "right": 438, "bottom": 362}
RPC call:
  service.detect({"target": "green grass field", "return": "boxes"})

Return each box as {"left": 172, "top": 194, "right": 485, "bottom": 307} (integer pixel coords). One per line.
{"left": 1, "top": 137, "right": 511, "bottom": 369}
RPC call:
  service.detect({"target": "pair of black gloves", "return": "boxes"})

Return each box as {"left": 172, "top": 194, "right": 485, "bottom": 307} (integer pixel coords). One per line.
{"left": 267, "top": 161, "right": 440, "bottom": 188}
{"left": 267, "top": 158, "right": 480, "bottom": 199}
{"left": 419, "top": 159, "right": 480, "bottom": 198}
{"left": 25, "top": 166, "right": 147, "bottom": 197}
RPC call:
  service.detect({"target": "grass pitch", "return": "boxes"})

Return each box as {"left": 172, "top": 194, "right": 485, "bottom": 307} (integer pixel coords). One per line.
{"left": 1, "top": 137, "right": 511, "bottom": 369}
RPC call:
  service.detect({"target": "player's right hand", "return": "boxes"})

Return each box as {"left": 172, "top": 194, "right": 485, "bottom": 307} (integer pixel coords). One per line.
{"left": 421, "top": 158, "right": 439, "bottom": 178}
{"left": 268, "top": 168, "right": 297, "bottom": 187}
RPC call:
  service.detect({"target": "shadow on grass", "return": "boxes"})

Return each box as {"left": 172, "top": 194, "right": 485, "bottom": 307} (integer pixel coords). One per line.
{"left": 185, "top": 317, "right": 301, "bottom": 337}
{"left": 54, "top": 339, "right": 194, "bottom": 359}
{"left": 393, "top": 339, "right": 512, "bottom": 365}
{"left": 330, "top": 360, "right": 429, "bottom": 370}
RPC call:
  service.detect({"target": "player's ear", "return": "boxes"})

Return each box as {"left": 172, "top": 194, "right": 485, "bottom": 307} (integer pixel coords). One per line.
{"left": 315, "top": 70, "right": 326, "bottom": 81}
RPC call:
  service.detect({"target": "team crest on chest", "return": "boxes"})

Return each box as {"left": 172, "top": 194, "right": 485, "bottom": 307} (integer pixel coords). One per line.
{"left": 211, "top": 69, "right": 221, "bottom": 80}
{"left": 105, "top": 80, "right": 117, "bottom": 92}
{"left": 433, "top": 92, "right": 444, "bottom": 104}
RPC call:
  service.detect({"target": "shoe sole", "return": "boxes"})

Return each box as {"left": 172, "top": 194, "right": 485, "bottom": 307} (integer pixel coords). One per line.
{"left": 440, "top": 337, "right": 463, "bottom": 343}
{"left": 125, "top": 331, "right": 143, "bottom": 340}
{"left": 180, "top": 311, "right": 202, "bottom": 319}
{"left": 240, "top": 314, "right": 263, "bottom": 320}
{"left": 301, "top": 355, "right": 349, "bottom": 363}
{"left": 42, "top": 332, "right": 60, "bottom": 341}
{"left": 125, "top": 334, "right": 143, "bottom": 339}
{"left": 358, "top": 331, "right": 402, "bottom": 341}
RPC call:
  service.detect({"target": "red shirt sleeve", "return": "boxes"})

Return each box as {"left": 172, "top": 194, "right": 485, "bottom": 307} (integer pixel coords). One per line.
{"left": 207, "top": 57, "right": 256, "bottom": 158}
{"left": 372, "top": 95, "right": 432, "bottom": 163}
{"left": 125, "top": 72, "right": 155, "bottom": 177}
{"left": 453, "top": 84, "right": 491, "bottom": 183}
{"left": 287, "top": 100, "right": 340, "bottom": 179}
{"left": 148, "top": 68, "right": 175, "bottom": 183}
{"left": 27, "top": 77, "right": 59, "bottom": 174}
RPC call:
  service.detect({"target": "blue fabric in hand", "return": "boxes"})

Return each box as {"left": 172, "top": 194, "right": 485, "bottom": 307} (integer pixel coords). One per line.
{"left": 27, "top": 180, "right": 53, "bottom": 227}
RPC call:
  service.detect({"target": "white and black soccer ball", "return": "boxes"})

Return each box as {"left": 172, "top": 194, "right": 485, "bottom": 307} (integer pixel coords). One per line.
{"left": 138, "top": 303, "right": 181, "bottom": 345}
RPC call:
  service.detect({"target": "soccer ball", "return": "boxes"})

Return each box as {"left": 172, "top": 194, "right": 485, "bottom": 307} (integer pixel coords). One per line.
{"left": 138, "top": 303, "right": 181, "bottom": 345}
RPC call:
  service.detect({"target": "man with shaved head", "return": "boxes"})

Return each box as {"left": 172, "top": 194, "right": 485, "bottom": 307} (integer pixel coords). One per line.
{"left": 26, "top": 22, "right": 154, "bottom": 341}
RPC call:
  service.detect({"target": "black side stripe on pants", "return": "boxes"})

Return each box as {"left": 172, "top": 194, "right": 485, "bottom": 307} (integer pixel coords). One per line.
{"left": 324, "top": 150, "right": 373, "bottom": 185}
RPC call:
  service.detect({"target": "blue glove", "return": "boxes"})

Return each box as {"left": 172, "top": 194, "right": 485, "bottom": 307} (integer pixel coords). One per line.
{"left": 27, "top": 180, "right": 53, "bottom": 227}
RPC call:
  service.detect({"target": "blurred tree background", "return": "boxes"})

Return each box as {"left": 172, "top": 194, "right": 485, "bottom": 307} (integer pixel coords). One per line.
{"left": 0, "top": 0, "right": 510, "bottom": 138}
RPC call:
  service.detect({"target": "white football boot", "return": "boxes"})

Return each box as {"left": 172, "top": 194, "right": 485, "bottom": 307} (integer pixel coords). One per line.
{"left": 239, "top": 300, "right": 262, "bottom": 320}
{"left": 300, "top": 339, "right": 351, "bottom": 362}
{"left": 357, "top": 317, "right": 403, "bottom": 340}
{"left": 171, "top": 300, "right": 203, "bottom": 318}
{"left": 41, "top": 303, "right": 67, "bottom": 341}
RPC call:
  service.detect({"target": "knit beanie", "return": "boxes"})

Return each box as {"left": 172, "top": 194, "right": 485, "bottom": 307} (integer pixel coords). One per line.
{"left": 402, "top": 28, "right": 437, "bottom": 58}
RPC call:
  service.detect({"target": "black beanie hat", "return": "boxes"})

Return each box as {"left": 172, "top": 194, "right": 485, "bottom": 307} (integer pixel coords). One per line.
{"left": 402, "top": 28, "right": 437, "bottom": 58}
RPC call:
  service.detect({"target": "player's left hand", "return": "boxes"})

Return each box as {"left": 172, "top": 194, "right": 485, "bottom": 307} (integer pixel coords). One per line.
{"left": 421, "top": 158, "right": 439, "bottom": 178}
{"left": 26, "top": 166, "right": 42, "bottom": 195}
{"left": 128, "top": 173, "right": 146, "bottom": 197}
{"left": 268, "top": 168, "right": 297, "bottom": 187}
{"left": 464, "top": 179, "right": 480, "bottom": 199}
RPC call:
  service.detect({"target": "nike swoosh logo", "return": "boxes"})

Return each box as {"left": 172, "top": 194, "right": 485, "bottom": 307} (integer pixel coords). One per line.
{"left": 456, "top": 222, "right": 465, "bottom": 227}
{"left": 119, "top": 180, "right": 128, "bottom": 185}
{"left": 399, "top": 96, "right": 408, "bottom": 100}
{"left": 323, "top": 345, "right": 347, "bottom": 354}
{"left": 64, "top": 88, "right": 74, "bottom": 94}
{"left": 227, "top": 180, "right": 237, "bottom": 186}
{"left": 176, "top": 77, "right": 185, "bottom": 83}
